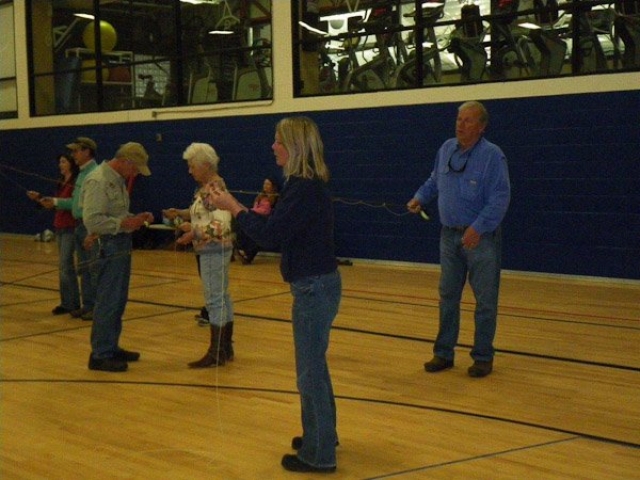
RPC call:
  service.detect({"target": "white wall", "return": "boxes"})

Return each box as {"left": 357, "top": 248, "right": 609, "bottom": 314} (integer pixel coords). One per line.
{"left": 2, "top": 1, "right": 639, "bottom": 130}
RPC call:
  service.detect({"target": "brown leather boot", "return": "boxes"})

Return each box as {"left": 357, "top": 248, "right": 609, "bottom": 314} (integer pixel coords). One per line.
{"left": 224, "top": 322, "right": 234, "bottom": 361}
{"left": 188, "top": 324, "right": 226, "bottom": 368}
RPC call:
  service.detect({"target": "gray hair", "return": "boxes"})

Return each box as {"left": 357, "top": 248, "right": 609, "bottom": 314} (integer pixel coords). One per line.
{"left": 182, "top": 142, "right": 220, "bottom": 170}
{"left": 459, "top": 101, "right": 489, "bottom": 125}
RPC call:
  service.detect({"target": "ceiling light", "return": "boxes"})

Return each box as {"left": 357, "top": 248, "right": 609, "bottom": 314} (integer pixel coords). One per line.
{"left": 320, "top": 12, "right": 364, "bottom": 22}
{"left": 299, "top": 21, "right": 328, "bottom": 36}
{"left": 181, "top": 0, "right": 222, "bottom": 4}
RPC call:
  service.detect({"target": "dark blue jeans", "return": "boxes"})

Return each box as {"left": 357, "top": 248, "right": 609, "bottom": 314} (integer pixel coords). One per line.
{"left": 75, "top": 222, "right": 98, "bottom": 311}
{"left": 90, "top": 234, "right": 131, "bottom": 359}
{"left": 290, "top": 270, "right": 342, "bottom": 468}
{"left": 56, "top": 227, "right": 80, "bottom": 311}
{"left": 435, "top": 226, "right": 502, "bottom": 363}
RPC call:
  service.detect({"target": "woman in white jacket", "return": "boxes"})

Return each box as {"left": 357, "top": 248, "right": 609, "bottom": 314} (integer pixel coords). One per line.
{"left": 170, "top": 142, "right": 235, "bottom": 368}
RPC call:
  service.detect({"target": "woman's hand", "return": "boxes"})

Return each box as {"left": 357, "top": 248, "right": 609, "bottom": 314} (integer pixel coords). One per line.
{"left": 162, "top": 208, "right": 179, "bottom": 220}
{"left": 206, "top": 183, "right": 248, "bottom": 217}
{"left": 177, "top": 221, "right": 192, "bottom": 233}
{"left": 176, "top": 229, "right": 195, "bottom": 245}
{"left": 26, "top": 190, "right": 41, "bottom": 201}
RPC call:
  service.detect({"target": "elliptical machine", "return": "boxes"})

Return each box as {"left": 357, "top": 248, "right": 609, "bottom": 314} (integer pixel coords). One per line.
{"left": 573, "top": 3, "right": 608, "bottom": 73}
{"left": 448, "top": 2, "right": 488, "bottom": 82}
{"left": 392, "top": 1, "right": 447, "bottom": 87}
{"left": 526, "top": 0, "right": 568, "bottom": 76}
{"left": 342, "top": 4, "right": 398, "bottom": 91}
{"left": 614, "top": 0, "right": 640, "bottom": 67}
{"left": 490, "top": 0, "right": 536, "bottom": 79}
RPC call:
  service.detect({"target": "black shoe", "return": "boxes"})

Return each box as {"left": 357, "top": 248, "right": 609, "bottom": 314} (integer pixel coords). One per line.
{"left": 281, "top": 454, "right": 336, "bottom": 473}
{"left": 114, "top": 349, "right": 140, "bottom": 362}
{"left": 194, "top": 307, "right": 209, "bottom": 326}
{"left": 52, "top": 305, "right": 72, "bottom": 315}
{"left": 468, "top": 360, "right": 493, "bottom": 378}
{"left": 88, "top": 356, "right": 128, "bottom": 372}
{"left": 71, "top": 308, "right": 91, "bottom": 319}
{"left": 424, "top": 356, "right": 454, "bottom": 373}
{"left": 80, "top": 310, "right": 93, "bottom": 321}
{"left": 291, "top": 436, "right": 339, "bottom": 451}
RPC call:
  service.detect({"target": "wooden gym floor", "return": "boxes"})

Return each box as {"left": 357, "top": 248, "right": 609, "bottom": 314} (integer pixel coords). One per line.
{"left": 1, "top": 233, "right": 639, "bottom": 479}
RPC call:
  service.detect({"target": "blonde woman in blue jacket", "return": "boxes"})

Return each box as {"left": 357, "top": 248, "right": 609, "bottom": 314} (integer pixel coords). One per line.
{"left": 206, "top": 117, "right": 341, "bottom": 474}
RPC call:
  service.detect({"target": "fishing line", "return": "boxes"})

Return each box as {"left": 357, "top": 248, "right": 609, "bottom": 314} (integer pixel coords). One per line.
{"left": 1, "top": 267, "right": 61, "bottom": 287}
{"left": 226, "top": 189, "right": 429, "bottom": 221}
{"left": 331, "top": 197, "right": 418, "bottom": 218}
{"left": 1, "top": 164, "right": 430, "bottom": 222}
{"left": 0, "top": 167, "right": 36, "bottom": 193}
{"left": 0, "top": 163, "right": 60, "bottom": 188}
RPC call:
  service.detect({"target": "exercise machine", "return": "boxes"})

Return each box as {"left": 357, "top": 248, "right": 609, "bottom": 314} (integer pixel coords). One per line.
{"left": 393, "top": 1, "right": 447, "bottom": 88}
{"left": 490, "top": 0, "right": 536, "bottom": 79}
{"left": 342, "top": 4, "right": 398, "bottom": 91}
{"left": 448, "top": 3, "right": 488, "bottom": 82}
{"left": 614, "top": 0, "right": 640, "bottom": 67}
{"left": 573, "top": 3, "right": 608, "bottom": 73}
{"left": 525, "top": 0, "right": 568, "bottom": 76}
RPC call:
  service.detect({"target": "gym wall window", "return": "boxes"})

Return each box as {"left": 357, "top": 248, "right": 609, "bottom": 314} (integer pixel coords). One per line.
{"left": 293, "top": 0, "right": 640, "bottom": 97}
{"left": 27, "top": 0, "right": 272, "bottom": 116}
{"left": 0, "top": 0, "right": 18, "bottom": 120}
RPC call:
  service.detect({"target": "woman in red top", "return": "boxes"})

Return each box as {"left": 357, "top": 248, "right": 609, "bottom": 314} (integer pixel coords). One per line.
{"left": 28, "top": 154, "right": 81, "bottom": 315}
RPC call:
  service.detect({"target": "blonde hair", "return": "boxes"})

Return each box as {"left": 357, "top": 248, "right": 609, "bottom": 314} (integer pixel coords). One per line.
{"left": 182, "top": 142, "right": 220, "bottom": 171}
{"left": 277, "top": 116, "right": 330, "bottom": 182}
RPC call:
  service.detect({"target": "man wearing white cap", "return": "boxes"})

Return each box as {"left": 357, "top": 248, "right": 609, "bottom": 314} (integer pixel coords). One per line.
{"left": 82, "top": 142, "right": 154, "bottom": 372}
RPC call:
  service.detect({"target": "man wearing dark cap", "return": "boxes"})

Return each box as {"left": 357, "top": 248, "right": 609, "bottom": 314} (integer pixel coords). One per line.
{"left": 82, "top": 142, "right": 154, "bottom": 372}
{"left": 42, "top": 136, "right": 99, "bottom": 320}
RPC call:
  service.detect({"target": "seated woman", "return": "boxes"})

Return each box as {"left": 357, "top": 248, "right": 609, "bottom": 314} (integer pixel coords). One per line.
{"left": 235, "top": 177, "right": 279, "bottom": 264}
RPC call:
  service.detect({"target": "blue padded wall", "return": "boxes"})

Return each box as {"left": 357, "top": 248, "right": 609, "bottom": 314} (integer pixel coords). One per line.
{"left": 1, "top": 90, "right": 638, "bottom": 279}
